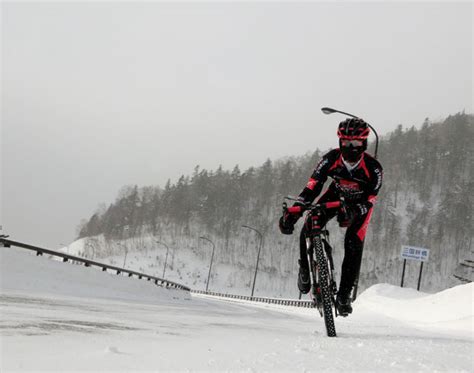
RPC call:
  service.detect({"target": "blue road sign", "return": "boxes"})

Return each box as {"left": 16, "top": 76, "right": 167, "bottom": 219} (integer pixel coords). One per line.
{"left": 401, "top": 245, "right": 430, "bottom": 262}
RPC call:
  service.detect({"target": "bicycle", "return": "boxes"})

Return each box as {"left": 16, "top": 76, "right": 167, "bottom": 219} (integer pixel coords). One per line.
{"left": 283, "top": 196, "right": 344, "bottom": 337}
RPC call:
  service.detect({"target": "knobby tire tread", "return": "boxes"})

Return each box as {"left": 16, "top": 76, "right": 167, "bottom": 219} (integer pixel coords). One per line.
{"left": 314, "top": 237, "right": 337, "bottom": 337}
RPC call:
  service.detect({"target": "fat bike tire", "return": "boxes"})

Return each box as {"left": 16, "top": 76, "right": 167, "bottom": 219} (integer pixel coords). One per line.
{"left": 314, "top": 238, "right": 337, "bottom": 337}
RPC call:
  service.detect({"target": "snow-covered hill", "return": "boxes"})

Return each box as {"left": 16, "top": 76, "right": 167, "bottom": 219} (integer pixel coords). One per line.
{"left": 63, "top": 235, "right": 301, "bottom": 297}
{"left": 1, "top": 247, "right": 472, "bottom": 371}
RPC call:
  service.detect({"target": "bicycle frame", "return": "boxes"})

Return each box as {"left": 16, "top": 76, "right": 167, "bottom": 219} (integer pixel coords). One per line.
{"left": 283, "top": 196, "right": 342, "bottom": 336}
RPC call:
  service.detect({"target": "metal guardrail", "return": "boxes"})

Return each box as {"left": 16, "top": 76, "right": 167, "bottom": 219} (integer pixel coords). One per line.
{"left": 1, "top": 235, "right": 314, "bottom": 307}
{"left": 191, "top": 289, "right": 315, "bottom": 308}
{"left": 0, "top": 237, "right": 191, "bottom": 292}
{"left": 4, "top": 235, "right": 471, "bottom": 309}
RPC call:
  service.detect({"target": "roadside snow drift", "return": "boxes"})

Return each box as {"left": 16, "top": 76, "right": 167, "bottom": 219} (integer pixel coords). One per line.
{"left": 356, "top": 283, "right": 473, "bottom": 337}
{"left": 1, "top": 247, "right": 472, "bottom": 372}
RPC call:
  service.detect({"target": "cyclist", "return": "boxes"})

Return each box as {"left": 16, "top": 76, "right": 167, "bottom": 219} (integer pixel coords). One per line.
{"left": 279, "top": 118, "right": 383, "bottom": 316}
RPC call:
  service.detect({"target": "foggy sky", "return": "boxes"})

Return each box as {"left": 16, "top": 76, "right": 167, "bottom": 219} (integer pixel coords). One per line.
{"left": 2, "top": 2, "right": 472, "bottom": 248}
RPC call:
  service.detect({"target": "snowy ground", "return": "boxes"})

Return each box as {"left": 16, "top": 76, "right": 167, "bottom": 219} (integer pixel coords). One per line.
{"left": 1, "top": 247, "right": 473, "bottom": 372}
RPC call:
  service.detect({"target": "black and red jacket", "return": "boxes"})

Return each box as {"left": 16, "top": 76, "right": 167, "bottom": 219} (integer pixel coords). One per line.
{"left": 298, "top": 149, "right": 383, "bottom": 210}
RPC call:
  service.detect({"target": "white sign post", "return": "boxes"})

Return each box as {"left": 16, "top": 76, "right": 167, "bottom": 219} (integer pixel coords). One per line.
{"left": 400, "top": 245, "right": 430, "bottom": 290}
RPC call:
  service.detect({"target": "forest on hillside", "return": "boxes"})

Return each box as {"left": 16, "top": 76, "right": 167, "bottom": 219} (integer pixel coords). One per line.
{"left": 78, "top": 113, "right": 473, "bottom": 292}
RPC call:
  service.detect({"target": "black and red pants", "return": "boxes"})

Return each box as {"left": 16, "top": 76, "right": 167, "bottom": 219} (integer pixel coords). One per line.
{"left": 299, "top": 188, "right": 374, "bottom": 296}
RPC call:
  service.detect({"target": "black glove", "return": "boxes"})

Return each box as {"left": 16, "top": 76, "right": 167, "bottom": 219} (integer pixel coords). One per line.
{"left": 337, "top": 203, "right": 370, "bottom": 227}
{"left": 279, "top": 198, "right": 306, "bottom": 235}
{"left": 279, "top": 213, "right": 295, "bottom": 235}
{"left": 279, "top": 207, "right": 302, "bottom": 235}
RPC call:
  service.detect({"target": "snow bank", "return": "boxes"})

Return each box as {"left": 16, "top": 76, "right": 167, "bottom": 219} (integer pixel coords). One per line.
{"left": 356, "top": 283, "right": 473, "bottom": 337}
{"left": 1, "top": 248, "right": 472, "bottom": 371}
{"left": 0, "top": 247, "right": 190, "bottom": 304}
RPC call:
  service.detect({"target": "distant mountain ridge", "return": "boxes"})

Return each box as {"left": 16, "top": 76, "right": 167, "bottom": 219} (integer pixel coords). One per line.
{"left": 77, "top": 113, "right": 473, "bottom": 294}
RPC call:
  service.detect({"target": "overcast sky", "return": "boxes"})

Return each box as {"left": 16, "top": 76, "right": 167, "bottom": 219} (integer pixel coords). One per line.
{"left": 2, "top": 1, "right": 472, "bottom": 248}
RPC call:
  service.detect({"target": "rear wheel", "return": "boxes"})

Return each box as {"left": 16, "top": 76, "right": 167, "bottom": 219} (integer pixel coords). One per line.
{"left": 314, "top": 237, "right": 337, "bottom": 337}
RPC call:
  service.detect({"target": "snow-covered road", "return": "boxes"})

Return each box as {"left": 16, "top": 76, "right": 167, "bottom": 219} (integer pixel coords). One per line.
{"left": 1, "top": 248, "right": 472, "bottom": 371}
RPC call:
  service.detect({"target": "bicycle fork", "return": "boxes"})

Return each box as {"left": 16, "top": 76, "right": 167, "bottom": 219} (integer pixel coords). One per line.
{"left": 322, "top": 239, "right": 339, "bottom": 316}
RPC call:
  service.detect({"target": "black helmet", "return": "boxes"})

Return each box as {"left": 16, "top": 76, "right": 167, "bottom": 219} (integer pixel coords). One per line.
{"left": 337, "top": 118, "right": 370, "bottom": 162}
{"left": 337, "top": 118, "right": 370, "bottom": 140}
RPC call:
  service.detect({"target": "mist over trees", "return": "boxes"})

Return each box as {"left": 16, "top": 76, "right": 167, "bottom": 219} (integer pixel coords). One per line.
{"left": 78, "top": 113, "right": 473, "bottom": 292}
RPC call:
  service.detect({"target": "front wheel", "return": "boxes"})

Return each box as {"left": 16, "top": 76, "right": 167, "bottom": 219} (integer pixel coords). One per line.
{"left": 314, "top": 237, "right": 337, "bottom": 337}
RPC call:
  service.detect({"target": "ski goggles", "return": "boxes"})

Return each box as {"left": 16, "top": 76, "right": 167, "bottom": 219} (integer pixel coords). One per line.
{"left": 341, "top": 139, "right": 364, "bottom": 147}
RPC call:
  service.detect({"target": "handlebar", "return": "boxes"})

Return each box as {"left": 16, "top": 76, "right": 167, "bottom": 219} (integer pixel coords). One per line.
{"left": 283, "top": 196, "right": 343, "bottom": 215}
